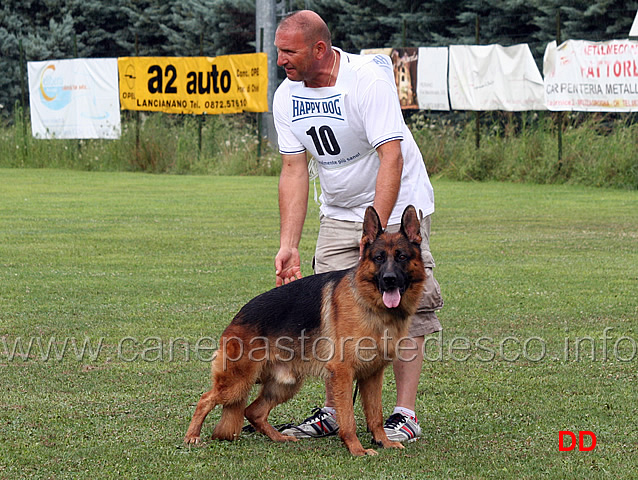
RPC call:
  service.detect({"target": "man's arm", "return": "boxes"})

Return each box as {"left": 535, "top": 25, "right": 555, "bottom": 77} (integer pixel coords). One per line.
{"left": 373, "top": 139, "right": 404, "bottom": 229}
{"left": 275, "top": 152, "right": 309, "bottom": 286}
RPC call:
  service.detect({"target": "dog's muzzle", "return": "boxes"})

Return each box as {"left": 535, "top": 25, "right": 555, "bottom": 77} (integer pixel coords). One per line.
{"left": 380, "top": 272, "right": 404, "bottom": 309}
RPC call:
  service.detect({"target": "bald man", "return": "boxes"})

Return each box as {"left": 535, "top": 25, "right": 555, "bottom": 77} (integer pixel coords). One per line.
{"left": 272, "top": 10, "right": 443, "bottom": 443}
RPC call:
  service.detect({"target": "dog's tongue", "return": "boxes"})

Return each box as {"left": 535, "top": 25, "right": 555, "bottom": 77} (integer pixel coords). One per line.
{"left": 383, "top": 288, "right": 401, "bottom": 308}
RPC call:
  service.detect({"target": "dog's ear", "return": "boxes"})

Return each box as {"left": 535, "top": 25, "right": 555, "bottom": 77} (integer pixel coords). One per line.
{"left": 400, "top": 205, "right": 422, "bottom": 245}
{"left": 362, "top": 206, "right": 383, "bottom": 247}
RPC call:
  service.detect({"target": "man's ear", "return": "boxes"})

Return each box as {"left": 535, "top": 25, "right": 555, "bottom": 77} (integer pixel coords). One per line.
{"left": 313, "top": 40, "right": 328, "bottom": 59}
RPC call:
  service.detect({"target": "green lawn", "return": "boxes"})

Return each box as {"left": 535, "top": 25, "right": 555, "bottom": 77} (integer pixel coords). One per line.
{"left": 1, "top": 169, "right": 636, "bottom": 479}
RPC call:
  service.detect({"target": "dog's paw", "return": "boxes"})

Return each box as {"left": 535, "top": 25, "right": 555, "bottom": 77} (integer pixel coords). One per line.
{"left": 372, "top": 437, "right": 405, "bottom": 449}
{"left": 270, "top": 432, "right": 299, "bottom": 443}
{"left": 183, "top": 435, "right": 201, "bottom": 445}
{"left": 350, "top": 447, "right": 379, "bottom": 456}
{"left": 385, "top": 440, "right": 405, "bottom": 450}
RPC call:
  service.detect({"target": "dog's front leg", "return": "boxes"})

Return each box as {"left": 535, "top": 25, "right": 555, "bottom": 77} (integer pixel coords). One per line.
{"left": 359, "top": 368, "right": 404, "bottom": 450}
{"left": 327, "top": 364, "right": 378, "bottom": 456}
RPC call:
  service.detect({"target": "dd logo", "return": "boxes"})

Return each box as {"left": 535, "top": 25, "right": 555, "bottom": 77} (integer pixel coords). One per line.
{"left": 559, "top": 430, "right": 597, "bottom": 451}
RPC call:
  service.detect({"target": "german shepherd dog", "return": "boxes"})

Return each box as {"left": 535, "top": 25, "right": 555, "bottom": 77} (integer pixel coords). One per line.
{"left": 184, "top": 205, "right": 426, "bottom": 456}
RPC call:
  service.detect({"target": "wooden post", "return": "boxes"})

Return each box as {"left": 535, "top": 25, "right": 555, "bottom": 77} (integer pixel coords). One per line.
{"left": 135, "top": 33, "right": 140, "bottom": 161}
{"left": 402, "top": 18, "right": 407, "bottom": 47}
{"left": 18, "top": 39, "right": 28, "bottom": 160}
{"left": 198, "top": 31, "right": 204, "bottom": 158}
{"left": 256, "top": 27, "right": 264, "bottom": 163}
{"left": 475, "top": 15, "right": 481, "bottom": 150}
{"left": 556, "top": 11, "right": 563, "bottom": 170}
{"left": 18, "top": 40, "right": 27, "bottom": 139}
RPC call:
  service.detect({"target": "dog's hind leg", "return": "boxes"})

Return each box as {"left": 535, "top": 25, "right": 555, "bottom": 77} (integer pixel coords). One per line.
{"left": 359, "top": 368, "right": 404, "bottom": 450}
{"left": 213, "top": 400, "right": 247, "bottom": 441}
{"left": 211, "top": 355, "right": 262, "bottom": 441}
{"left": 184, "top": 389, "right": 219, "bottom": 444}
{"left": 245, "top": 380, "right": 301, "bottom": 442}
{"left": 184, "top": 345, "right": 259, "bottom": 444}
{"left": 185, "top": 387, "right": 250, "bottom": 443}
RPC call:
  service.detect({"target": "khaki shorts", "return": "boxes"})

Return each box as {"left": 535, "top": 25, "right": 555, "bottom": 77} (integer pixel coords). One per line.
{"left": 313, "top": 214, "right": 443, "bottom": 337}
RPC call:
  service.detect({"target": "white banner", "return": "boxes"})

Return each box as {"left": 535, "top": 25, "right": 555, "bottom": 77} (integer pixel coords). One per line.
{"left": 361, "top": 47, "right": 449, "bottom": 110}
{"left": 630, "top": 10, "right": 638, "bottom": 39}
{"left": 543, "top": 40, "right": 638, "bottom": 112}
{"left": 417, "top": 47, "right": 450, "bottom": 111}
{"left": 28, "top": 58, "right": 121, "bottom": 139}
{"left": 449, "top": 44, "right": 546, "bottom": 111}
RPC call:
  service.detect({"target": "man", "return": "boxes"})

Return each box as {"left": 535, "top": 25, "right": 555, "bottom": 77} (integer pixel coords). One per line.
{"left": 272, "top": 10, "right": 443, "bottom": 443}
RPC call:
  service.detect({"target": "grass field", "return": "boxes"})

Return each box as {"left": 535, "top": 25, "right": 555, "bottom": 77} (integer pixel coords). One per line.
{"left": 1, "top": 169, "right": 637, "bottom": 479}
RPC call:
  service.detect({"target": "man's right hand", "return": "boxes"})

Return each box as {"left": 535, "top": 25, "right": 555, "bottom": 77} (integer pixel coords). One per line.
{"left": 275, "top": 247, "right": 303, "bottom": 286}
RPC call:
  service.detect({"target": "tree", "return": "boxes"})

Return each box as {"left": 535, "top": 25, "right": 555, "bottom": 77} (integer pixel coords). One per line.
{"left": 161, "top": 0, "right": 221, "bottom": 55}
{"left": 530, "top": 0, "right": 638, "bottom": 60}
{"left": 0, "top": 0, "right": 80, "bottom": 120}
{"left": 207, "top": 0, "right": 256, "bottom": 55}
{"left": 561, "top": 0, "right": 638, "bottom": 41}
{"left": 68, "top": 0, "right": 132, "bottom": 57}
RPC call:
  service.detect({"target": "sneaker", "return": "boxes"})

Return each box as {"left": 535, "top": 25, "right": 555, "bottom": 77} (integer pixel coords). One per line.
{"left": 383, "top": 413, "right": 421, "bottom": 443}
{"left": 280, "top": 407, "right": 339, "bottom": 439}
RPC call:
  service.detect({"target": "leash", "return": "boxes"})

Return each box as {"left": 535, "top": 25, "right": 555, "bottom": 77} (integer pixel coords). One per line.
{"left": 352, "top": 381, "right": 358, "bottom": 405}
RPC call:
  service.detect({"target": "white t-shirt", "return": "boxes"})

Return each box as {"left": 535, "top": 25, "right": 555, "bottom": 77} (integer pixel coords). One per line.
{"left": 273, "top": 47, "right": 434, "bottom": 224}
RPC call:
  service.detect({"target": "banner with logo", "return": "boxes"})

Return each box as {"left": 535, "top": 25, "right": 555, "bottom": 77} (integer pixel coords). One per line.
{"left": 449, "top": 44, "right": 546, "bottom": 111}
{"left": 118, "top": 53, "right": 268, "bottom": 114}
{"left": 417, "top": 47, "right": 450, "bottom": 111}
{"left": 28, "top": 58, "right": 121, "bottom": 139}
{"left": 543, "top": 40, "right": 638, "bottom": 111}
{"left": 361, "top": 47, "right": 450, "bottom": 110}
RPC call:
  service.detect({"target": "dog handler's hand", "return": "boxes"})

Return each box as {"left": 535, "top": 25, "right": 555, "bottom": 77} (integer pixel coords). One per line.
{"left": 275, "top": 247, "right": 303, "bottom": 286}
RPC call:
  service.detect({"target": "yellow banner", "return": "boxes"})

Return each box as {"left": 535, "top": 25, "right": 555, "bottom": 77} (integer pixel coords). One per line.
{"left": 118, "top": 53, "right": 268, "bottom": 114}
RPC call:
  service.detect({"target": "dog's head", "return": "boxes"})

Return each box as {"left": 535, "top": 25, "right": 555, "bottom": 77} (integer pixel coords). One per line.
{"left": 357, "top": 205, "right": 426, "bottom": 313}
